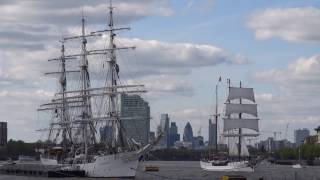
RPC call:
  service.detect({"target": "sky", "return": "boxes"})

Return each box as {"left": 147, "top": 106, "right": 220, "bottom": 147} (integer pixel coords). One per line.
{"left": 1, "top": 0, "right": 320, "bottom": 143}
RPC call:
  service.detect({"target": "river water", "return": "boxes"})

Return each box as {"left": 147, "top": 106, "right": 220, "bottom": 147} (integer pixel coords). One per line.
{"left": 0, "top": 161, "right": 319, "bottom": 180}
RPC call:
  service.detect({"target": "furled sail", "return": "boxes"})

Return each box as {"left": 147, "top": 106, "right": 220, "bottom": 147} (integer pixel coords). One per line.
{"left": 223, "top": 118, "right": 259, "bottom": 132}
{"left": 227, "top": 87, "right": 255, "bottom": 102}
{"left": 225, "top": 104, "right": 258, "bottom": 117}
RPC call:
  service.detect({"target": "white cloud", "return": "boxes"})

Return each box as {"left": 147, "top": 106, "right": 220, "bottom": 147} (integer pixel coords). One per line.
{"left": 0, "top": 0, "right": 247, "bottom": 142}
{"left": 247, "top": 7, "right": 320, "bottom": 43}
{"left": 0, "top": 90, "right": 54, "bottom": 141}
{"left": 0, "top": 0, "right": 174, "bottom": 50}
{"left": 252, "top": 55, "right": 320, "bottom": 96}
{"left": 111, "top": 38, "right": 247, "bottom": 79}
{"left": 251, "top": 55, "right": 320, "bottom": 140}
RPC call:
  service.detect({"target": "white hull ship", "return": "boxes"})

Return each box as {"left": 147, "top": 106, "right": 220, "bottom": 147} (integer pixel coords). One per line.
{"left": 200, "top": 161, "right": 253, "bottom": 172}
{"left": 200, "top": 79, "right": 259, "bottom": 172}
{"left": 37, "top": 1, "right": 160, "bottom": 178}
{"left": 40, "top": 149, "right": 152, "bottom": 177}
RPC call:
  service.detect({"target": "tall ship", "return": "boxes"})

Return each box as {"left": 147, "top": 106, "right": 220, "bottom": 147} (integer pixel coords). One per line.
{"left": 200, "top": 79, "right": 259, "bottom": 172}
{"left": 37, "top": 1, "right": 160, "bottom": 178}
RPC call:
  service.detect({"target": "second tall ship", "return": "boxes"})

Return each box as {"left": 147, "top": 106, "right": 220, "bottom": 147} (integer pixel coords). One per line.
{"left": 37, "top": 1, "right": 160, "bottom": 178}
{"left": 200, "top": 79, "right": 260, "bottom": 172}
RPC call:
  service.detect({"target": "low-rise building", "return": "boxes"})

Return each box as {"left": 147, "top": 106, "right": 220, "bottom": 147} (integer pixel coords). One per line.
{"left": 304, "top": 126, "right": 320, "bottom": 144}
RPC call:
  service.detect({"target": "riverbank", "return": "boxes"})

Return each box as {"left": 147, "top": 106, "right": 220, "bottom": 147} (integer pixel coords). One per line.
{"left": 0, "top": 161, "right": 319, "bottom": 180}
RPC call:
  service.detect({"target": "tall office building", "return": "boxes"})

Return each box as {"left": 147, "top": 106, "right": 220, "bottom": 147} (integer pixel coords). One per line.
{"left": 120, "top": 94, "right": 150, "bottom": 145}
{"left": 294, "top": 128, "right": 310, "bottom": 146}
{"left": 208, "top": 119, "right": 217, "bottom": 149}
{"left": 183, "top": 122, "right": 193, "bottom": 142}
{"left": 169, "top": 122, "right": 180, "bottom": 147}
{"left": 0, "top": 122, "right": 7, "bottom": 146}
{"left": 158, "top": 114, "right": 170, "bottom": 148}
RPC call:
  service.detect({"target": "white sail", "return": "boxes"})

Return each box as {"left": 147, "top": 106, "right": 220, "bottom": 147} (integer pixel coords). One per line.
{"left": 227, "top": 136, "right": 249, "bottom": 157}
{"left": 228, "top": 87, "right": 255, "bottom": 102}
{"left": 240, "top": 137, "right": 249, "bottom": 157}
{"left": 228, "top": 137, "right": 239, "bottom": 156}
{"left": 225, "top": 103, "right": 258, "bottom": 117}
{"left": 223, "top": 118, "right": 259, "bottom": 132}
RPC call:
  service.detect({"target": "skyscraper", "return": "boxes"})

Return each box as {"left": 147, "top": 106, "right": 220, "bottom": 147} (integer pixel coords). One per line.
{"left": 0, "top": 122, "right": 7, "bottom": 146}
{"left": 120, "top": 94, "right": 150, "bottom": 145}
{"left": 208, "top": 119, "right": 217, "bottom": 149}
{"left": 169, "top": 122, "right": 180, "bottom": 147}
{"left": 158, "top": 114, "right": 170, "bottom": 148}
{"left": 294, "top": 128, "right": 310, "bottom": 146}
{"left": 183, "top": 122, "right": 193, "bottom": 142}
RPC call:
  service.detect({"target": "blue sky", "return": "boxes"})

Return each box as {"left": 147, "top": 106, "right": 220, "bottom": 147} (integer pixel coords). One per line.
{"left": 0, "top": 0, "right": 320, "bottom": 143}
{"left": 128, "top": 0, "right": 320, "bottom": 142}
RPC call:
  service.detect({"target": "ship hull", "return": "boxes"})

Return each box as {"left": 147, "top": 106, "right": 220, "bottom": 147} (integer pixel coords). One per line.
{"left": 79, "top": 151, "right": 139, "bottom": 178}
{"left": 41, "top": 151, "right": 140, "bottom": 177}
{"left": 200, "top": 160, "right": 254, "bottom": 172}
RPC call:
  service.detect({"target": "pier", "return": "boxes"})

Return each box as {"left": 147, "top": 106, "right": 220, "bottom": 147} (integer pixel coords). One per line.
{"left": 0, "top": 162, "right": 85, "bottom": 177}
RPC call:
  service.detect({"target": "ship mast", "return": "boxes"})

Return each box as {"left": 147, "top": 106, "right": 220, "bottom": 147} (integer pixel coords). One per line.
{"left": 107, "top": 0, "right": 129, "bottom": 151}
{"left": 238, "top": 81, "right": 242, "bottom": 160}
{"left": 59, "top": 40, "right": 73, "bottom": 152}
{"left": 88, "top": 0, "right": 140, "bottom": 152}
{"left": 223, "top": 79, "right": 259, "bottom": 159}
{"left": 214, "top": 78, "right": 221, "bottom": 154}
{"left": 37, "top": 40, "right": 80, "bottom": 157}
{"left": 79, "top": 15, "right": 92, "bottom": 158}
{"left": 62, "top": 15, "right": 100, "bottom": 160}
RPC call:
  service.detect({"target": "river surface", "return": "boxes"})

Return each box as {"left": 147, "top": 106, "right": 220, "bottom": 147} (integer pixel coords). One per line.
{"left": 0, "top": 161, "right": 319, "bottom": 180}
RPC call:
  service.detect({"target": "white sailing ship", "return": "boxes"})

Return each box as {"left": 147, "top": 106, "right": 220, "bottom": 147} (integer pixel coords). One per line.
{"left": 200, "top": 79, "right": 259, "bottom": 172}
{"left": 37, "top": 1, "right": 160, "bottom": 178}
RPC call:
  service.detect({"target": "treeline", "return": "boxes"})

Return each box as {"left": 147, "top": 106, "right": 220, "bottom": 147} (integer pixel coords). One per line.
{"left": 144, "top": 147, "right": 267, "bottom": 161}
{"left": 0, "top": 139, "right": 38, "bottom": 160}
{"left": 145, "top": 149, "right": 206, "bottom": 161}
{"left": 274, "top": 143, "right": 320, "bottom": 160}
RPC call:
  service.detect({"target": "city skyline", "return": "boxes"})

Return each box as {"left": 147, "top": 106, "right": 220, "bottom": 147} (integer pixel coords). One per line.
{"left": 0, "top": 0, "right": 320, "bottom": 142}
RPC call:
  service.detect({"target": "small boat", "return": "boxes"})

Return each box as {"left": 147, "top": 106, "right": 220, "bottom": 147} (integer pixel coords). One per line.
{"left": 292, "top": 146, "right": 303, "bottom": 169}
{"left": 292, "top": 164, "right": 302, "bottom": 169}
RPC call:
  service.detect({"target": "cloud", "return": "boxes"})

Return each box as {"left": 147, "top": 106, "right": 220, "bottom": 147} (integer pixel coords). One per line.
{"left": 247, "top": 7, "right": 320, "bottom": 43}
{"left": 251, "top": 55, "right": 320, "bottom": 96}
{"left": 0, "top": 90, "right": 54, "bottom": 141}
{"left": 109, "top": 38, "right": 247, "bottom": 79}
{"left": 138, "top": 75, "right": 194, "bottom": 99}
{"left": 0, "top": 0, "right": 248, "bottom": 142}
{"left": 0, "top": 0, "right": 173, "bottom": 51}
{"left": 251, "top": 56, "right": 320, "bottom": 140}
{"left": 0, "top": 0, "right": 173, "bottom": 26}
